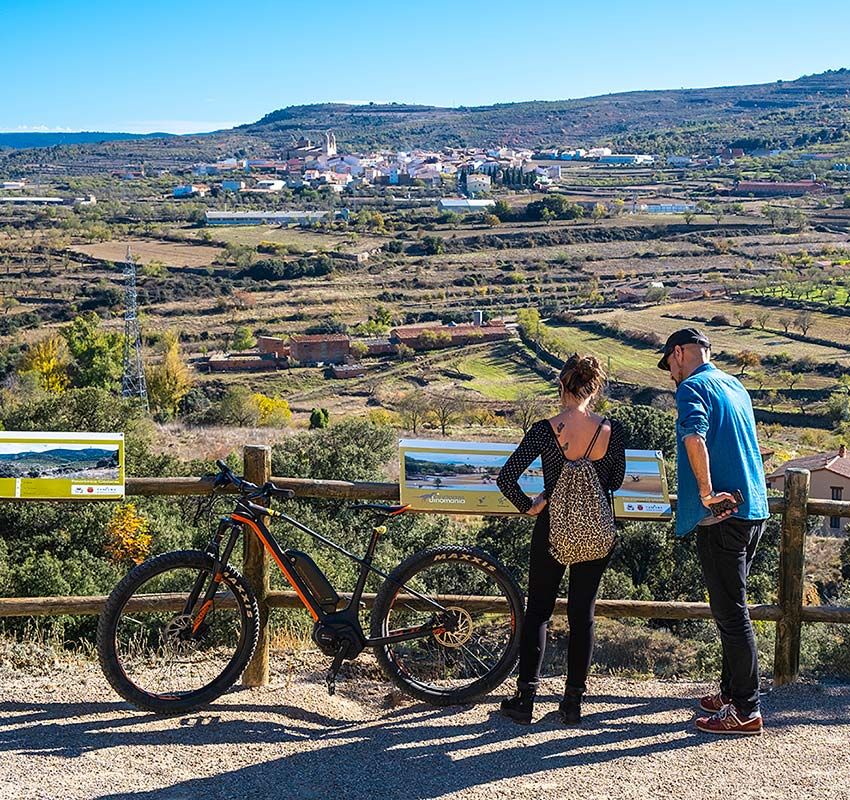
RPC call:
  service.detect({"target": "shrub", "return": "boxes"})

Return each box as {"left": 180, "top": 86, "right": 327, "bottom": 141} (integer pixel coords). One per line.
{"left": 309, "top": 407, "right": 330, "bottom": 429}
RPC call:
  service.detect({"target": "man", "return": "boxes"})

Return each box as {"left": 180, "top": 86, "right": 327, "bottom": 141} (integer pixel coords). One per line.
{"left": 659, "top": 328, "right": 769, "bottom": 735}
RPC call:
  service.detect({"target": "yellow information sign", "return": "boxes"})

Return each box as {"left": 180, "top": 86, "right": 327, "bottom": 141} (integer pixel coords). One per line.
{"left": 0, "top": 431, "right": 125, "bottom": 500}
{"left": 399, "top": 439, "right": 671, "bottom": 520}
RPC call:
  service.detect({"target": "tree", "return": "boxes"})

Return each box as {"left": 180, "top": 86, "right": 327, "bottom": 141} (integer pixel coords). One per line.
{"left": 755, "top": 311, "right": 771, "bottom": 330}
{"left": 527, "top": 195, "right": 583, "bottom": 221}
{"left": 253, "top": 393, "right": 292, "bottom": 427}
{"left": 766, "top": 389, "right": 779, "bottom": 411}
{"left": 218, "top": 386, "right": 260, "bottom": 426}
{"left": 422, "top": 236, "right": 445, "bottom": 255}
{"left": 683, "top": 210, "right": 695, "bottom": 226}
{"left": 735, "top": 350, "right": 761, "bottom": 377}
{"left": 427, "top": 392, "right": 466, "bottom": 435}
{"left": 607, "top": 404, "right": 677, "bottom": 459}
{"left": 20, "top": 335, "right": 71, "bottom": 393}
{"left": 778, "top": 315, "right": 793, "bottom": 334}
{"left": 591, "top": 203, "right": 607, "bottom": 223}
{"left": 145, "top": 331, "right": 193, "bottom": 419}
{"left": 510, "top": 390, "right": 553, "bottom": 433}
{"left": 482, "top": 214, "right": 500, "bottom": 227}
{"left": 777, "top": 370, "right": 798, "bottom": 390}
{"left": 794, "top": 311, "right": 814, "bottom": 336}
{"left": 397, "top": 391, "right": 429, "bottom": 434}
{"left": 232, "top": 326, "right": 256, "bottom": 351}
{"left": 62, "top": 311, "right": 123, "bottom": 389}
{"left": 749, "top": 369, "right": 767, "bottom": 391}
{"left": 396, "top": 343, "right": 415, "bottom": 361}
{"left": 350, "top": 341, "right": 368, "bottom": 360}
{"left": 2, "top": 297, "right": 19, "bottom": 315}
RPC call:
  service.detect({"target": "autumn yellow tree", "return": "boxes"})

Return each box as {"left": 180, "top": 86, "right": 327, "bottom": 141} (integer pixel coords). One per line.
{"left": 252, "top": 393, "right": 292, "bottom": 427}
{"left": 20, "top": 334, "right": 71, "bottom": 393}
{"left": 146, "top": 330, "right": 193, "bottom": 418}
{"left": 104, "top": 503, "right": 152, "bottom": 564}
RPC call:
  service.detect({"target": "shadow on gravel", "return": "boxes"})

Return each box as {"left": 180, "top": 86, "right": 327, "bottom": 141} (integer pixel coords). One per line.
{"left": 5, "top": 685, "right": 849, "bottom": 800}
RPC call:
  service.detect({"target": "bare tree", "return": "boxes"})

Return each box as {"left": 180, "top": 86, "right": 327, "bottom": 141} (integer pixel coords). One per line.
{"left": 510, "top": 390, "right": 553, "bottom": 433}
{"left": 427, "top": 392, "right": 467, "bottom": 436}
{"left": 397, "top": 391, "right": 429, "bottom": 434}
{"left": 795, "top": 310, "right": 814, "bottom": 337}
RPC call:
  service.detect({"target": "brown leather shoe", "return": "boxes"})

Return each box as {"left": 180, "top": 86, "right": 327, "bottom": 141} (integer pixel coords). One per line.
{"left": 699, "top": 691, "right": 731, "bottom": 714}
{"left": 696, "top": 705, "right": 763, "bottom": 736}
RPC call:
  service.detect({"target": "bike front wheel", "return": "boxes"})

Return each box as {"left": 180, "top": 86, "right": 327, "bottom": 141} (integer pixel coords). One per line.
{"left": 370, "top": 545, "right": 523, "bottom": 705}
{"left": 97, "top": 550, "right": 259, "bottom": 714}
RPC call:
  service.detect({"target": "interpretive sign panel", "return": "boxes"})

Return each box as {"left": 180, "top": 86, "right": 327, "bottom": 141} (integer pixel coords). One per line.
{"left": 0, "top": 431, "right": 125, "bottom": 500}
{"left": 399, "top": 439, "right": 670, "bottom": 519}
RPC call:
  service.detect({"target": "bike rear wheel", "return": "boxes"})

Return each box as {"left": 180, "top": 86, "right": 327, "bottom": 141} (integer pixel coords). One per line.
{"left": 370, "top": 545, "right": 523, "bottom": 705}
{"left": 97, "top": 550, "right": 259, "bottom": 714}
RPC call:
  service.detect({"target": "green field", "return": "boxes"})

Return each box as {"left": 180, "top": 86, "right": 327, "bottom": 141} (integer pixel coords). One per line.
{"left": 541, "top": 322, "right": 663, "bottom": 386}
{"left": 454, "top": 344, "right": 556, "bottom": 401}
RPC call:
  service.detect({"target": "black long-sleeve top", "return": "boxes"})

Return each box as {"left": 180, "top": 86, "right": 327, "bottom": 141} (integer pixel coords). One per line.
{"left": 496, "top": 418, "right": 627, "bottom": 514}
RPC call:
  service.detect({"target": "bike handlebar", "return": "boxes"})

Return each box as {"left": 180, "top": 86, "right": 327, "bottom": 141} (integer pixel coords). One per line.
{"left": 214, "top": 460, "right": 295, "bottom": 500}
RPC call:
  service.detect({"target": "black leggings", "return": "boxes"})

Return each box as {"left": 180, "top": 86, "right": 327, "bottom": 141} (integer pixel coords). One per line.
{"left": 518, "top": 509, "right": 612, "bottom": 692}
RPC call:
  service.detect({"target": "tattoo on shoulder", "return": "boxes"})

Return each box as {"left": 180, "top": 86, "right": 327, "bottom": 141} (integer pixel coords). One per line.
{"left": 556, "top": 422, "right": 565, "bottom": 433}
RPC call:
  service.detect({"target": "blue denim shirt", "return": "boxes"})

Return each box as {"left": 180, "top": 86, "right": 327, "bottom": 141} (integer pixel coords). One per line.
{"left": 675, "top": 362, "right": 769, "bottom": 536}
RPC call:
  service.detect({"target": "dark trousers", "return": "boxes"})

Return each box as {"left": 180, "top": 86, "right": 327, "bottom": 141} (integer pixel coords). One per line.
{"left": 518, "top": 509, "right": 611, "bottom": 692}
{"left": 696, "top": 517, "right": 766, "bottom": 716}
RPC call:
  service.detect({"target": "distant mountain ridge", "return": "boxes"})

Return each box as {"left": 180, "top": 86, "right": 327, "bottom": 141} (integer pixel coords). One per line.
{"left": 2, "top": 69, "right": 849, "bottom": 167}
{"left": 0, "top": 131, "right": 172, "bottom": 150}
{"left": 0, "top": 447, "right": 115, "bottom": 463}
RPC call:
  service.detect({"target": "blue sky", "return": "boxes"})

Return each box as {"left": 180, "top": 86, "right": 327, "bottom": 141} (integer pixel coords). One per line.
{"left": 2, "top": 0, "right": 849, "bottom": 133}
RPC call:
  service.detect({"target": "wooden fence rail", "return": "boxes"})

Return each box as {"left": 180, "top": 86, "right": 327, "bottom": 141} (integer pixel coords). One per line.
{"left": 2, "top": 447, "right": 848, "bottom": 689}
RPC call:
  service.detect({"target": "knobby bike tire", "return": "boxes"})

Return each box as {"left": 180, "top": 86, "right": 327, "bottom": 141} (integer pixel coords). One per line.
{"left": 97, "top": 550, "right": 259, "bottom": 715}
{"left": 370, "top": 545, "right": 524, "bottom": 706}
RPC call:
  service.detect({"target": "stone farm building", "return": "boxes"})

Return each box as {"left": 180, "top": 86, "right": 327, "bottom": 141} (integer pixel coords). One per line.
{"left": 290, "top": 334, "right": 351, "bottom": 365}
{"left": 390, "top": 322, "right": 509, "bottom": 351}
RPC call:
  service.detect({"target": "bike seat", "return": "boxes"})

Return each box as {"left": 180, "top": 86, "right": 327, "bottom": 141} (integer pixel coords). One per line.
{"left": 350, "top": 503, "right": 410, "bottom": 517}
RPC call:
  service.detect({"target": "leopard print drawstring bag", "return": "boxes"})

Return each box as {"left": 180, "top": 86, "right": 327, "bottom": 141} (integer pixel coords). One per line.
{"left": 548, "top": 457, "right": 616, "bottom": 565}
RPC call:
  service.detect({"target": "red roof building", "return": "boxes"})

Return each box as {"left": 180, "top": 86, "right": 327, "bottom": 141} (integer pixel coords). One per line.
{"left": 390, "top": 322, "right": 509, "bottom": 351}
{"left": 768, "top": 445, "right": 850, "bottom": 533}
{"left": 290, "top": 334, "right": 351, "bottom": 365}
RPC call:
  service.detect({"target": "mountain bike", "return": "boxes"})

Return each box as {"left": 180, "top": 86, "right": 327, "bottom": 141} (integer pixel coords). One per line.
{"left": 97, "top": 460, "right": 524, "bottom": 714}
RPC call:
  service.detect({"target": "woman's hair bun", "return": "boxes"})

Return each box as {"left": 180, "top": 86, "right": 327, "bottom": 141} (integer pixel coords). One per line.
{"left": 559, "top": 353, "right": 606, "bottom": 400}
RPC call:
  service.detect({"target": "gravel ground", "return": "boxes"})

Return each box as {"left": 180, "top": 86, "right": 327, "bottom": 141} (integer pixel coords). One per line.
{"left": 2, "top": 653, "right": 849, "bottom": 800}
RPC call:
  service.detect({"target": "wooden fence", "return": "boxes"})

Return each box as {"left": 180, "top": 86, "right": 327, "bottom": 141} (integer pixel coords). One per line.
{"left": 1, "top": 445, "right": 849, "bottom": 689}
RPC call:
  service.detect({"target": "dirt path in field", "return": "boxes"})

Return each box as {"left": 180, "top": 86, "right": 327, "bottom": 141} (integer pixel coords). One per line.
{"left": 2, "top": 656, "right": 849, "bottom": 800}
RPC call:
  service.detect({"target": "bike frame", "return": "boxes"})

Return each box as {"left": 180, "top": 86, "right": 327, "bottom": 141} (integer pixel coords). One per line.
{"left": 190, "top": 497, "right": 454, "bottom": 648}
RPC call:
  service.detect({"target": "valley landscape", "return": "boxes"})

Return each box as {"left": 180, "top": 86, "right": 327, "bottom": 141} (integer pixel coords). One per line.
{"left": 2, "top": 41, "right": 850, "bottom": 799}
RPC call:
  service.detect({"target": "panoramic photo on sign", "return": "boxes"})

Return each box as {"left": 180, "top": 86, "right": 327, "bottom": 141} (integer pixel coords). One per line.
{"left": 400, "top": 439, "right": 670, "bottom": 518}
{"left": 400, "top": 438, "right": 542, "bottom": 514}
{"left": 613, "top": 450, "right": 672, "bottom": 520}
{"left": 0, "top": 431, "right": 125, "bottom": 500}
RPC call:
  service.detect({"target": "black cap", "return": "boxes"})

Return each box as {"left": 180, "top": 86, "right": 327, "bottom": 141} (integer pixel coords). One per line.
{"left": 657, "top": 328, "right": 711, "bottom": 371}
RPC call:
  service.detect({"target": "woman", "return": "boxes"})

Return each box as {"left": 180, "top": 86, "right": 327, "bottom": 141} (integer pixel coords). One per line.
{"left": 496, "top": 354, "right": 625, "bottom": 725}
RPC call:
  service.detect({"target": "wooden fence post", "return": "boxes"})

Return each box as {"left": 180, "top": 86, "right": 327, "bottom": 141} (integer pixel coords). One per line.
{"left": 773, "top": 468, "right": 810, "bottom": 686}
{"left": 242, "top": 445, "right": 271, "bottom": 687}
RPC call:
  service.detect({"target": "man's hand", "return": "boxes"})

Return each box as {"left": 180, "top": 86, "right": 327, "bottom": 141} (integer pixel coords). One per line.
{"left": 701, "top": 491, "right": 739, "bottom": 520}
{"left": 526, "top": 493, "right": 548, "bottom": 516}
